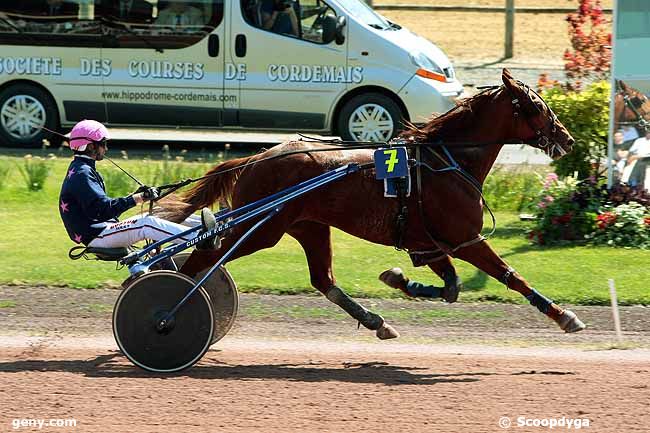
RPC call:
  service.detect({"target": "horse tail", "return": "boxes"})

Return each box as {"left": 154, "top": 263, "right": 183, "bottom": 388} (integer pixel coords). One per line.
{"left": 155, "top": 155, "right": 253, "bottom": 222}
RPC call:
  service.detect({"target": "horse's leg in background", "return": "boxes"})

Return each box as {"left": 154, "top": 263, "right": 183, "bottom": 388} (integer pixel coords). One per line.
{"left": 454, "top": 240, "right": 586, "bottom": 333}
{"left": 378, "top": 255, "right": 463, "bottom": 303}
{"left": 288, "top": 221, "right": 399, "bottom": 340}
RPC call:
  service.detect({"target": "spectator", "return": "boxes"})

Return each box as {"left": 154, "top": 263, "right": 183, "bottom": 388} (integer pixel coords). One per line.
{"left": 155, "top": 1, "right": 204, "bottom": 28}
{"left": 624, "top": 130, "right": 650, "bottom": 187}
{"left": 260, "top": 0, "right": 298, "bottom": 36}
{"left": 44, "top": 0, "right": 78, "bottom": 16}
{"left": 613, "top": 130, "right": 629, "bottom": 180}
{"left": 621, "top": 124, "right": 640, "bottom": 142}
{"left": 103, "top": 0, "right": 153, "bottom": 22}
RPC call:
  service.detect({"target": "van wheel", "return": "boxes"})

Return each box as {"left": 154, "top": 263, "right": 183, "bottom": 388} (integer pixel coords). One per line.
{"left": 0, "top": 84, "right": 59, "bottom": 148}
{"left": 338, "top": 93, "right": 404, "bottom": 142}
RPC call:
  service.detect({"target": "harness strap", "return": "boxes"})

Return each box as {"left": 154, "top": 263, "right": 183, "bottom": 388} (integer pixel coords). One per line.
{"left": 414, "top": 145, "right": 452, "bottom": 256}
{"left": 393, "top": 177, "right": 409, "bottom": 250}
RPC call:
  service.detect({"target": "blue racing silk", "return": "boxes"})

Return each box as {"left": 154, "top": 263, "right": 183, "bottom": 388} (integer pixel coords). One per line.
{"left": 58, "top": 156, "right": 136, "bottom": 245}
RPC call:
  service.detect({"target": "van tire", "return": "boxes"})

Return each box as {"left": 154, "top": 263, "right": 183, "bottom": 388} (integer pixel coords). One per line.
{"left": 337, "top": 93, "right": 404, "bottom": 142}
{"left": 0, "top": 84, "right": 59, "bottom": 148}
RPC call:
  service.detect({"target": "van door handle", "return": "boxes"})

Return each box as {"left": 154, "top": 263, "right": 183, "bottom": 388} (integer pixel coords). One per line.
{"left": 208, "top": 34, "right": 219, "bottom": 57}
{"left": 235, "top": 34, "right": 247, "bottom": 57}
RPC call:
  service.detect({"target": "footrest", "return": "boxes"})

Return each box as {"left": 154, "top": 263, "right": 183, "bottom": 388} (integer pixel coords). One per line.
{"left": 87, "top": 247, "right": 131, "bottom": 261}
{"left": 69, "top": 246, "right": 131, "bottom": 261}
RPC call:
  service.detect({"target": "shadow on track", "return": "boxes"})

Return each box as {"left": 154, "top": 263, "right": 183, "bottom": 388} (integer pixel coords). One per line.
{"left": 0, "top": 351, "right": 498, "bottom": 386}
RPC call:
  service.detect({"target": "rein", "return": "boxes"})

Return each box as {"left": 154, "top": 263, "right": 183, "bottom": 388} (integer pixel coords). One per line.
{"left": 154, "top": 136, "right": 542, "bottom": 199}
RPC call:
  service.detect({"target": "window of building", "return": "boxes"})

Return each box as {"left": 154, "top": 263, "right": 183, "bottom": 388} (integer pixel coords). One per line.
{"left": 617, "top": 0, "right": 650, "bottom": 39}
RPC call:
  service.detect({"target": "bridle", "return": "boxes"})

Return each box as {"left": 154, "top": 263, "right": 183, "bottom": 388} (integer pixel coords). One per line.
{"left": 616, "top": 81, "right": 650, "bottom": 132}
{"left": 507, "top": 82, "right": 567, "bottom": 158}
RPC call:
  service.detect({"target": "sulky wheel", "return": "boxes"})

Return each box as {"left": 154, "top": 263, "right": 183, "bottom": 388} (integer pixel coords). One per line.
{"left": 171, "top": 252, "right": 239, "bottom": 345}
{"left": 113, "top": 270, "right": 214, "bottom": 373}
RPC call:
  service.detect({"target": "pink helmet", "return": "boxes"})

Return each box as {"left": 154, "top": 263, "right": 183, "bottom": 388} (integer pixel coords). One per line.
{"left": 69, "top": 119, "right": 109, "bottom": 151}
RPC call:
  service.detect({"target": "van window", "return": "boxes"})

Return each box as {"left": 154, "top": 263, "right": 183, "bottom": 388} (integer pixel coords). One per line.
{"left": 242, "top": 0, "right": 337, "bottom": 44}
{"left": 0, "top": 1, "right": 102, "bottom": 47}
{"left": 0, "top": 1, "right": 224, "bottom": 49}
{"left": 104, "top": 0, "right": 224, "bottom": 49}
{"left": 336, "top": 0, "right": 390, "bottom": 29}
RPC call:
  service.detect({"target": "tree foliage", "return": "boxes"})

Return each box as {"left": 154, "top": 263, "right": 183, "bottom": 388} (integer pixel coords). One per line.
{"left": 563, "top": 0, "right": 612, "bottom": 90}
{"left": 541, "top": 81, "right": 610, "bottom": 178}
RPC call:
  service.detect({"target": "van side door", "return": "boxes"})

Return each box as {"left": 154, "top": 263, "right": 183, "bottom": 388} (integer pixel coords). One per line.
{"left": 229, "top": 0, "right": 348, "bottom": 131}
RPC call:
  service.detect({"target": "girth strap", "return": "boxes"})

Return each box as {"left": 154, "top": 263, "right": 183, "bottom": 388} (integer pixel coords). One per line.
{"left": 393, "top": 177, "right": 409, "bottom": 250}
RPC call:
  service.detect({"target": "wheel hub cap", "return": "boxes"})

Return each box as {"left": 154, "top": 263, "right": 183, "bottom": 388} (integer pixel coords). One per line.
{"left": 348, "top": 103, "right": 394, "bottom": 142}
{"left": 1, "top": 95, "right": 46, "bottom": 140}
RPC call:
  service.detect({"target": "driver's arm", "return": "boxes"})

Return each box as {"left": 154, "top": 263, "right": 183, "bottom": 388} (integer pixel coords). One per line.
{"left": 286, "top": 7, "right": 299, "bottom": 36}
{"left": 261, "top": 10, "right": 279, "bottom": 29}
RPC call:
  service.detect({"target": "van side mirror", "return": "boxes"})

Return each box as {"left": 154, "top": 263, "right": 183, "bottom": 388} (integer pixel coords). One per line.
{"left": 321, "top": 15, "right": 337, "bottom": 44}
{"left": 335, "top": 15, "right": 346, "bottom": 45}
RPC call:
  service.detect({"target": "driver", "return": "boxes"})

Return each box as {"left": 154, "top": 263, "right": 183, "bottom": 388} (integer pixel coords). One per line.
{"left": 260, "top": 0, "right": 298, "bottom": 36}
{"left": 58, "top": 119, "right": 217, "bottom": 250}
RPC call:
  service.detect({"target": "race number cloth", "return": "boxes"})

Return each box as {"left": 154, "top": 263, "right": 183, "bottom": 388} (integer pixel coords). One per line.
{"left": 373, "top": 147, "right": 411, "bottom": 198}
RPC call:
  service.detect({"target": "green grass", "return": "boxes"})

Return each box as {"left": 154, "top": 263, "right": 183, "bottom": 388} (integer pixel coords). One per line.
{"left": 0, "top": 154, "right": 648, "bottom": 305}
{"left": 0, "top": 300, "right": 17, "bottom": 308}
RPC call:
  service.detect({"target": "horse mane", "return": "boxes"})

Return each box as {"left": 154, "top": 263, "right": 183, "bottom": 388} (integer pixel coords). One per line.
{"left": 399, "top": 87, "right": 500, "bottom": 143}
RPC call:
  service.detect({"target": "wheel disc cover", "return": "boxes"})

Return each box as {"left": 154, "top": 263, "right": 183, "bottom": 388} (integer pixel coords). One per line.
{"left": 113, "top": 271, "right": 214, "bottom": 373}
{"left": 348, "top": 103, "right": 394, "bottom": 142}
{"left": 171, "top": 253, "right": 239, "bottom": 344}
{"left": 1, "top": 95, "right": 46, "bottom": 140}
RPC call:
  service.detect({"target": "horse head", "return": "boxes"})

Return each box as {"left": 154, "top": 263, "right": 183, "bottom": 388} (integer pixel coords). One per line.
{"left": 501, "top": 69, "right": 574, "bottom": 160}
{"left": 614, "top": 79, "right": 650, "bottom": 132}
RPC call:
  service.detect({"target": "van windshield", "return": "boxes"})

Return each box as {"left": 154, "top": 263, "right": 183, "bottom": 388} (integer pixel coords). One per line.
{"left": 336, "top": 0, "right": 391, "bottom": 29}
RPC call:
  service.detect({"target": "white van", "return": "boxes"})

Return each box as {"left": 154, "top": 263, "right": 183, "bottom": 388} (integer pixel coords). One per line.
{"left": 0, "top": 0, "right": 462, "bottom": 147}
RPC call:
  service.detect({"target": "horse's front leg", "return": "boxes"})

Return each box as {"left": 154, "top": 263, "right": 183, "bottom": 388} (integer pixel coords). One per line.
{"left": 379, "top": 255, "right": 463, "bottom": 303}
{"left": 454, "top": 240, "right": 585, "bottom": 333}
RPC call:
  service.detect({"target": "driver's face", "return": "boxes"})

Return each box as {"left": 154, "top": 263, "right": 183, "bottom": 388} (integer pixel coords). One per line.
{"left": 91, "top": 141, "right": 107, "bottom": 161}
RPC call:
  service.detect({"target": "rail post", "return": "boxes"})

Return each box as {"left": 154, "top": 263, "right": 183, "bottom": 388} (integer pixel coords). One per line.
{"left": 505, "top": 0, "right": 515, "bottom": 58}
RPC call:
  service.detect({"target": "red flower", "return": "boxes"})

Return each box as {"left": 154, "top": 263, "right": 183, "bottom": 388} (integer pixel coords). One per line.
{"left": 596, "top": 212, "right": 617, "bottom": 229}
{"left": 644, "top": 217, "right": 650, "bottom": 227}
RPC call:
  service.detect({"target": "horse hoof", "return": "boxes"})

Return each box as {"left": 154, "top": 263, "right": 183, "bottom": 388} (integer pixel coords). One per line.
{"left": 558, "top": 310, "right": 586, "bottom": 333}
{"left": 376, "top": 322, "right": 400, "bottom": 340}
{"left": 378, "top": 268, "right": 408, "bottom": 292}
{"left": 441, "top": 274, "right": 463, "bottom": 304}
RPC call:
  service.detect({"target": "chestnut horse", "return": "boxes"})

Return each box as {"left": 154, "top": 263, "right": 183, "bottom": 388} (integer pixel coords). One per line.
{"left": 614, "top": 79, "right": 650, "bottom": 134}
{"left": 160, "top": 69, "right": 585, "bottom": 339}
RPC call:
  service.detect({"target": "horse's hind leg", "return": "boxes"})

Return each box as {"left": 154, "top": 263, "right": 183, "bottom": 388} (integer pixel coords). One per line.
{"left": 454, "top": 240, "right": 585, "bottom": 333}
{"left": 379, "top": 255, "right": 463, "bottom": 303}
{"left": 288, "top": 221, "right": 399, "bottom": 340}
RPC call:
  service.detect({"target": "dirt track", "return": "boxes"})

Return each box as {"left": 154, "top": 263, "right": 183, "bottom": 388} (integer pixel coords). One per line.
{"left": 1, "top": 286, "right": 649, "bottom": 432}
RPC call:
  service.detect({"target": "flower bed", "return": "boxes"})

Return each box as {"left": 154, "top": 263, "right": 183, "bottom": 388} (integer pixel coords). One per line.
{"left": 529, "top": 173, "right": 650, "bottom": 248}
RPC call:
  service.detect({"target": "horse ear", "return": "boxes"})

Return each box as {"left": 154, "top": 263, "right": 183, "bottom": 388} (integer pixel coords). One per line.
{"left": 501, "top": 68, "right": 519, "bottom": 92}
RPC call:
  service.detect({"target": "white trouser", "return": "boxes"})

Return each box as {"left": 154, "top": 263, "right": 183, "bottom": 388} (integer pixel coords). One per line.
{"left": 88, "top": 214, "right": 202, "bottom": 248}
